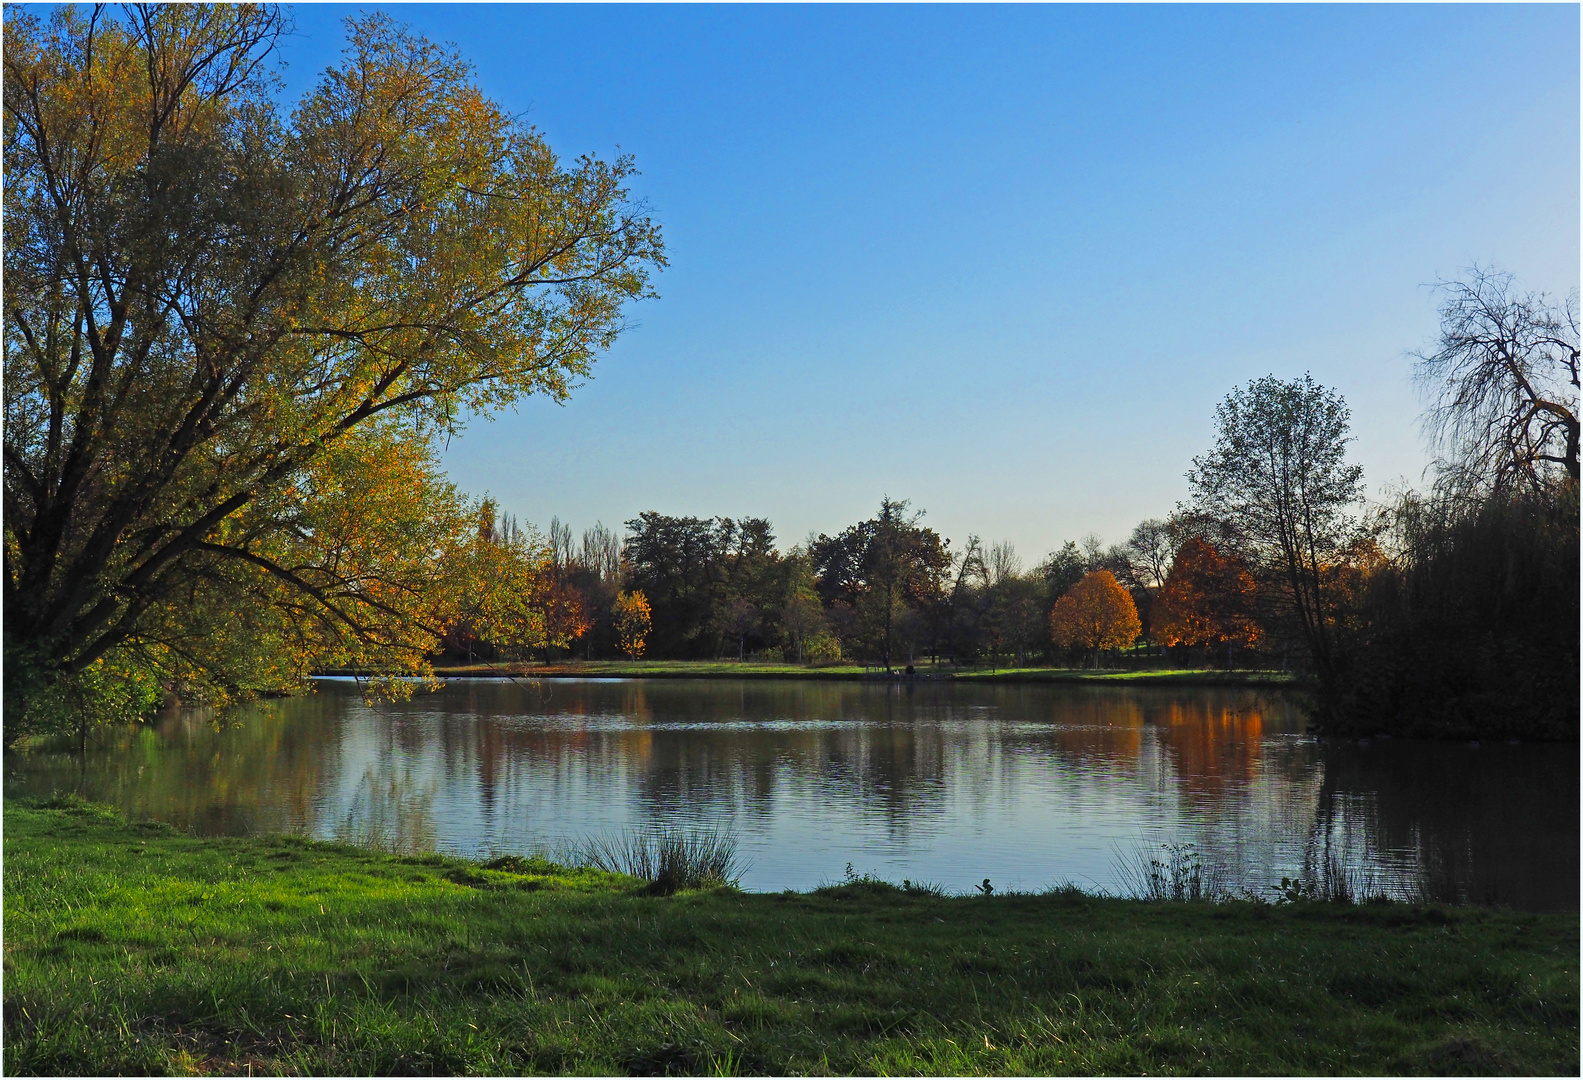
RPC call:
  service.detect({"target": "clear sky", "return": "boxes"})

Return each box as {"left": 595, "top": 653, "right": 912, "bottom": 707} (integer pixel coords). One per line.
{"left": 277, "top": 3, "right": 1579, "bottom": 559}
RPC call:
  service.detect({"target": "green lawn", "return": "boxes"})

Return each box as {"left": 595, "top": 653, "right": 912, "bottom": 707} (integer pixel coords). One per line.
{"left": 947, "top": 667, "right": 1295, "bottom": 685}
{"left": 4, "top": 800, "right": 1574, "bottom": 1075}
{"left": 357, "top": 659, "right": 1296, "bottom": 687}
{"left": 426, "top": 659, "right": 878, "bottom": 679}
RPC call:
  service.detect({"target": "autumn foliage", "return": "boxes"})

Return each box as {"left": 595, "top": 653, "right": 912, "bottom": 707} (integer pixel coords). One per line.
{"left": 2, "top": 7, "right": 663, "bottom": 737}
{"left": 1048, "top": 570, "right": 1141, "bottom": 659}
{"left": 613, "top": 591, "right": 653, "bottom": 660}
{"left": 439, "top": 502, "right": 583, "bottom": 665}
{"left": 1151, "top": 539, "right": 1260, "bottom": 650}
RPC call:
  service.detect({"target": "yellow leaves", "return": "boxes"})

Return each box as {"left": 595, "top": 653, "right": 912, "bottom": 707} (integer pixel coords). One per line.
{"left": 613, "top": 591, "right": 652, "bottom": 660}
{"left": 449, "top": 528, "right": 563, "bottom": 654}
{"left": 5, "top": 5, "right": 662, "bottom": 702}
{"left": 1049, "top": 570, "right": 1141, "bottom": 652}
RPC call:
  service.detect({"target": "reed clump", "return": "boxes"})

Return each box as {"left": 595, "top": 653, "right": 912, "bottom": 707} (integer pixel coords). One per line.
{"left": 1116, "top": 842, "right": 1227, "bottom": 902}
{"left": 573, "top": 825, "right": 743, "bottom": 894}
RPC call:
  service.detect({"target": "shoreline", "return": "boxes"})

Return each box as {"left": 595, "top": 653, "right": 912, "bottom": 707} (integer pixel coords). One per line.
{"left": 315, "top": 662, "right": 1299, "bottom": 689}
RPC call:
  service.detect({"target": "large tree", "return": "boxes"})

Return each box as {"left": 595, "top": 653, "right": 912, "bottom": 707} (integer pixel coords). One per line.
{"left": 3, "top": 6, "right": 664, "bottom": 723}
{"left": 812, "top": 498, "right": 948, "bottom": 670}
{"left": 1187, "top": 375, "right": 1363, "bottom": 682}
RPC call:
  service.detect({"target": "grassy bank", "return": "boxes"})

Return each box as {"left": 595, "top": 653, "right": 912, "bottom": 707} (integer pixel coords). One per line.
{"left": 322, "top": 658, "right": 1296, "bottom": 688}
{"left": 5, "top": 801, "right": 1575, "bottom": 1075}
{"left": 948, "top": 666, "right": 1294, "bottom": 687}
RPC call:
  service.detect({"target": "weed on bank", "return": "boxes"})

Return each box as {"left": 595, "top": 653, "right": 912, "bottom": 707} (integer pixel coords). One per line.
{"left": 3, "top": 799, "right": 1576, "bottom": 1075}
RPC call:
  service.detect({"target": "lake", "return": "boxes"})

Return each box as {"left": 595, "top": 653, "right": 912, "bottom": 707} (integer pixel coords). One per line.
{"left": 5, "top": 677, "right": 1575, "bottom": 910}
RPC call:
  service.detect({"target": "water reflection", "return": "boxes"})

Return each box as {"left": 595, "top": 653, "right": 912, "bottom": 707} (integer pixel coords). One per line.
{"left": 5, "top": 678, "right": 1574, "bottom": 910}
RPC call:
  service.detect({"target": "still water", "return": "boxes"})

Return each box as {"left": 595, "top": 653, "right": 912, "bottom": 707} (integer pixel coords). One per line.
{"left": 6, "top": 678, "right": 1575, "bottom": 910}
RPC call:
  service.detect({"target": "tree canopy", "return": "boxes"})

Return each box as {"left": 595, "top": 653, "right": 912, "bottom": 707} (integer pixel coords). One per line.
{"left": 1188, "top": 375, "right": 1362, "bottom": 681}
{"left": 1151, "top": 538, "right": 1259, "bottom": 651}
{"left": 2, "top": 6, "right": 664, "bottom": 732}
{"left": 811, "top": 498, "right": 949, "bottom": 669}
{"left": 613, "top": 591, "right": 652, "bottom": 660}
{"left": 1048, "top": 569, "right": 1140, "bottom": 659}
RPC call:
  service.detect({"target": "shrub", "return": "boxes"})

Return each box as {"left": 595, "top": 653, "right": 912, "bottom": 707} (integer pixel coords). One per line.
{"left": 804, "top": 633, "right": 842, "bottom": 666}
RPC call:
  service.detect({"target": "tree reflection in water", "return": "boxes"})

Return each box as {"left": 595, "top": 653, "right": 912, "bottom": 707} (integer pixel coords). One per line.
{"left": 5, "top": 679, "right": 1574, "bottom": 910}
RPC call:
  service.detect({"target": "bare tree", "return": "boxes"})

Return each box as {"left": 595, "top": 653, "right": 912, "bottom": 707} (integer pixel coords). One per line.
{"left": 497, "top": 512, "right": 522, "bottom": 546}
{"left": 580, "top": 522, "right": 623, "bottom": 582}
{"left": 987, "top": 540, "right": 1022, "bottom": 585}
{"left": 1079, "top": 533, "right": 1107, "bottom": 570}
{"left": 1415, "top": 267, "right": 1579, "bottom": 493}
{"left": 548, "top": 517, "right": 576, "bottom": 571}
{"left": 1121, "top": 519, "right": 1171, "bottom": 591}
{"left": 946, "top": 535, "right": 989, "bottom": 660}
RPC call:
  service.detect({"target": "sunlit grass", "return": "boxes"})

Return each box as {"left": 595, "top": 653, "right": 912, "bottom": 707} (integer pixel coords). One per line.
{"left": 951, "top": 666, "right": 1294, "bottom": 683}
{"left": 4, "top": 798, "right": 1574, "bottom": 1075}
{"left": 381, "top": 659, "right": 1298, "bottom": 685}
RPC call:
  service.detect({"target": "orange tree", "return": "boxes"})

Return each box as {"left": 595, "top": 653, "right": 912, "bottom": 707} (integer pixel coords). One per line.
{"left": 2, "top": 7, "right": 664, "bottom": 738}
{"left": 1048, "top": 569, "right": 1141, "bottom": 668}
{"left": 1151, "top": 538, "right": 1260, "bottom": 665}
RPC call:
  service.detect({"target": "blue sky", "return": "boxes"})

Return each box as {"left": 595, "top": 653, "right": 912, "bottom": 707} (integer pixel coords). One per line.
{"left": 280, "top": 3, "right": 1578, "bottom": 559}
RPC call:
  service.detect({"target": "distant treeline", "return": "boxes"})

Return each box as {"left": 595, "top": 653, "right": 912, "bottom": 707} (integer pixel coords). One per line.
{"left": 444, "top": 500, "right": 1288, "bottom": 672}
{"left": 473, "top": 478, "right": 1574, "bottom": 742}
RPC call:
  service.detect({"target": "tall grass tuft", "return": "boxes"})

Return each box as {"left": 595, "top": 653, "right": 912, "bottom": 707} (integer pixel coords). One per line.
{"left": 1303, "top": 846, "right": 1398, "bottom": 904}
{"left": 574, "top": 826, "right": 743, "bottom": 894}
{"left": 1116, "top": 842, "right": 1227, "bottom": 902}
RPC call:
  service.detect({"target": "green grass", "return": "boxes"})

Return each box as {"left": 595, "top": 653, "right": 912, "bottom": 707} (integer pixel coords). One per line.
{"left": 948, "top": 667, "right": 1295, "bottom": 685}
{"left": 4, "top": 799, "right": 1575, "bottom": 1076}
{"left": 339, "top": 658, "right": 1296, "bottom": 686}
{"left": 349, "top": 659, "right": 880, "bottom": 680}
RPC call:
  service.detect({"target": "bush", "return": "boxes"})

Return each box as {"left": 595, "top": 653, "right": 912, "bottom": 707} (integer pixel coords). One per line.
{"left": 804, "top": 633, "right": 842, "bottom": 666}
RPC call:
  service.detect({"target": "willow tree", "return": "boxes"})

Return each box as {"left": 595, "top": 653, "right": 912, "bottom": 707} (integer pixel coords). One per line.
{"left": 3, "top": 6, "right": 665, "bottom": 735}
{"left": 1415, "top": 267, "right": 1579, "bottom": 494}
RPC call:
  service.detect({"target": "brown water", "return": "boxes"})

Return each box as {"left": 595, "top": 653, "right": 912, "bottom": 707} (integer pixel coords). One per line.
{"left": 5, "top": 678, "right": 1575, "bottom": 909}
